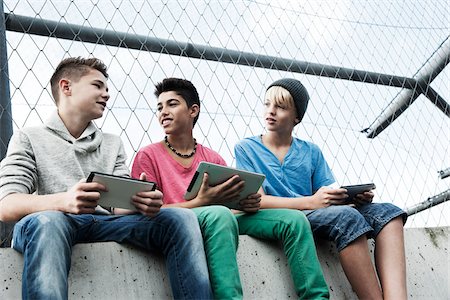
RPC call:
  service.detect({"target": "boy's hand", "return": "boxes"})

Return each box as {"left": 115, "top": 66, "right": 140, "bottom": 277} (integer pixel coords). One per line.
{"left": 238, "top": 193, "right": 261, "bottom": 213}
{"left": 353, "top": 190, "right": 374, "bottom": 206}
{"left": 131, "top": 172, "right": 163, "bottom": 217}
{"left": 64, "top": 179, "right": 107, "bottom": 214}
{"left": 195, "top": 173, "right": 244, "bottom": 205}
{"left": 309, "top": 186, "right": 348, "bottom": 209}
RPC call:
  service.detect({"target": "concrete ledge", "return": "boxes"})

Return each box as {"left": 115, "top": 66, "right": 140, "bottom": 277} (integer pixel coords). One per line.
{"left": 0, "top": 227, "right": 448, "bottom": 299}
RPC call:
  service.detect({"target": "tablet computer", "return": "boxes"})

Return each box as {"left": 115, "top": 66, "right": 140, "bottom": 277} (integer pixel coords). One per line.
{"left": 340, "top": 183, "right": 376, "bottom": 202}
{"left": 87, "top": 172, "right": 157, "bottom": 210}
{"left": 184, "top": 162, "right": 265, "bottom": 209}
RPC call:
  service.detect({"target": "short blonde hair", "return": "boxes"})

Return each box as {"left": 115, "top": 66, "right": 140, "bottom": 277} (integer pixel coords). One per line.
{"left": 265, "top": 85, "right": 296, "bottom": 109}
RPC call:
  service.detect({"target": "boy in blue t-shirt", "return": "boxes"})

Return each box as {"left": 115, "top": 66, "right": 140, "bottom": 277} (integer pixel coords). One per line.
{"left": 235, "top": 78, "right": 407, "bottom": 300}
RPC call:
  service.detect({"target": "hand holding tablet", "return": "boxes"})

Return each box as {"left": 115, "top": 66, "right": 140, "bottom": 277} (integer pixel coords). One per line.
{"left": 184, "top": 162, "right": 265, "bottom": 210}
{"left": 87, "top": 172, "right": 157, "bottom": 210}
{"left": 340, "top": 183, "right": 376, "bottom": 203}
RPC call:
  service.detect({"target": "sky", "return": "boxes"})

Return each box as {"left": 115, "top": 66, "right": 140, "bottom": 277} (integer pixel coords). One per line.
{"left": 2, "top": 0, "right": 449, "bottom": 228}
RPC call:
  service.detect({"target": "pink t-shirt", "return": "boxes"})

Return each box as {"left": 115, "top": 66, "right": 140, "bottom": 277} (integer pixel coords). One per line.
{"left": 131, "top": 142, "right": 226, "bottom": 204}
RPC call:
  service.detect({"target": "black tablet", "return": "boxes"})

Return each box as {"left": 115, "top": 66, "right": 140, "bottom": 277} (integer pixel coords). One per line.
{"left": 87, "top": 172, "right": 156, "bottom": 210}
{"left": 184, "top": 162, "right": 265, "bottom": 209}
{"left": 340, "top": 183, "right": 376, "bottom": 202}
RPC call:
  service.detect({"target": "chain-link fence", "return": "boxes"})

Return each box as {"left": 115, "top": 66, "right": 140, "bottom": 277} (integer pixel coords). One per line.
{"left": 1, "top": 0, "right": 449, "bottom": 241}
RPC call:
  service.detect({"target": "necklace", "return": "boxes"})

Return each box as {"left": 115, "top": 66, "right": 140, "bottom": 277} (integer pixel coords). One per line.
{"left": 164, "top": 136, "right": 197, "bottom": 158}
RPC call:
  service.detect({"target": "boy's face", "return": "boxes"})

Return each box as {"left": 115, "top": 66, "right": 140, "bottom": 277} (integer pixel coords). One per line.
{"left": 157, "top": 91, "right": 198, "bottom": 135}
{"left": 263, "top": 95, "right": 298, "bottom": 133}
{"left": 62, "top": 69, "right": 109, "bottom": 121}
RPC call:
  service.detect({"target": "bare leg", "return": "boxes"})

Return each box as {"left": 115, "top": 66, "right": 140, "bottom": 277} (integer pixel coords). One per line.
{"left": 374, "top": 217, "right": 407, "bottom": 300}
{"left": 339, "top": 235, "right": 382, "bottom": 300}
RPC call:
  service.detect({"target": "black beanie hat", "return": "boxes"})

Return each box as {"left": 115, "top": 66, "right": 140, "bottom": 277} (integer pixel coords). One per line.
{"left": 267, "top": 78, "right": 310, "bottom": 123}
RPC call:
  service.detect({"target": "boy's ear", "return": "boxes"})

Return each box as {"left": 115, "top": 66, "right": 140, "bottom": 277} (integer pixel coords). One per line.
{"left": 190, "top": 104, "right": 200, "bottom": 119}
{"left": 294, "top": 117, "right": 300, "bottom": 125}
{"left": 59, "top": 79, "right": 71, "bottom": 96}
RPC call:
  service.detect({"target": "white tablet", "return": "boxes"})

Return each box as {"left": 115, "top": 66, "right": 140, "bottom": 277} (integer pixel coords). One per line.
{"left": 184, "top": 162, "right": 265, "bottom": 209}
{"left": 87, "top": 172, "right": 156, "bottom": 210}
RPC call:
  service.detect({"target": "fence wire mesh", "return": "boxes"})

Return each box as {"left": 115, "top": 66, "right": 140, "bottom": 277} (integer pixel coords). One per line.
{"left": 1, "top": 0, "right": 449, "bottom": 229}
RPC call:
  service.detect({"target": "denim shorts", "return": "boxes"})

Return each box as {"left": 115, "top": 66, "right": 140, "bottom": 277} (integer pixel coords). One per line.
{"left": 303, "top": 203, "right": 407, "bottom": 252}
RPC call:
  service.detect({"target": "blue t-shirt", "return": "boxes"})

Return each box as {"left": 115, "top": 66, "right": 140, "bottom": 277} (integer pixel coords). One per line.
{"left": 235, "top": 136, "right": 335, "bottom": 197}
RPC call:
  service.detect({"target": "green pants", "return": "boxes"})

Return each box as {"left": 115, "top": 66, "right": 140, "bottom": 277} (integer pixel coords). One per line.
{"left": 236, "top": 209, "right": 329, "bottom": 299}
{"left": 193, "top": 206, "right": 242, "bottom": 299}
{"left": 193, "top": 207, "right": 329, "bottom": 300}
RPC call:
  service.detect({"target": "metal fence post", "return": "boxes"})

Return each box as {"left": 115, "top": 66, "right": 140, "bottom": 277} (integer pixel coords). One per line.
{"left": 0, "top": 0, "right": 15, "bottom": 247}
{"left": 0, "top": 0, "right": 12, "bottom": 159}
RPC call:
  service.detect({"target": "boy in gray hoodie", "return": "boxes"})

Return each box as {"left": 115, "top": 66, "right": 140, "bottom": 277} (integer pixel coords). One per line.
{"left": 0, "top": 57, "right": 212, "bottom": 299}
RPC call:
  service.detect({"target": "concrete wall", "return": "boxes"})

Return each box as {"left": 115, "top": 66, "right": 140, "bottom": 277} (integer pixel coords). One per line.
{"left": 0, "top": 227, "right": 448, "bottom": 299}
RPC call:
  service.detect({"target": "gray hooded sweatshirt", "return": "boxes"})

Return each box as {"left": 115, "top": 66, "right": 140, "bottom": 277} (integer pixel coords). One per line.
{"left": 0, "top": 110, "right": 129, "bottom": 207}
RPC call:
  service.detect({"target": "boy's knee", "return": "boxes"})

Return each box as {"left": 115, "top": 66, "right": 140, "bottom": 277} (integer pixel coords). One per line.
{"left": 319, "top": 205, "right": 364, "bottom": 224}
{"left": 161, "top": 207, "right": 198, "bottom": 224}
{"left": 338, "top": 206, "right": 365, "bottom": 222}
{"left": 196, "top": 206, "right": 238, "bottom": 232}
{"left": 206, "top": 205, "right": 234, "bottom": 218}
{"left": 284, "top": 209, "right": 308, "bottom": 221}
{"left": 13, "top": 211, "right": 71, "bottom": 252}
{"left": 23, "top": 211, "right": 68, "bottom": 230}
{"left": 158, "top": 208, "right": 202, "bottom": 235}
{"left": 280, "top": 209, "right": 312, "bottom": 233}
{"left": 268, "top": 209, "right": 309, "bottom": 226}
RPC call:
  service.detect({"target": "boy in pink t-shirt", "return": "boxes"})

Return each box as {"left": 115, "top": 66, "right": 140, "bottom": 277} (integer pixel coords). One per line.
{"left": 132, "top": 78, "right": 329, "bottom": 299}
{"left": 132, "top": 142, "right": 226, "bottom": 204}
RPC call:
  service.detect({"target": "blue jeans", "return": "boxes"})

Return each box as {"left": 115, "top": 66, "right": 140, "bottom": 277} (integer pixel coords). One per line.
{"left": 305, "top": 203, "right": 407, "bottom": 251}
{"left": 12, "top": 208, "right": 212, "bottom": 300}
